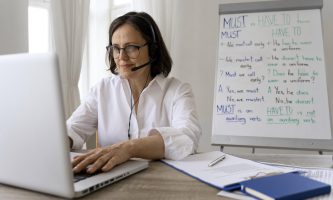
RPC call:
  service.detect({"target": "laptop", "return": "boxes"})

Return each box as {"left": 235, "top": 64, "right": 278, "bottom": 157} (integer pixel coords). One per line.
{"left": 0, "top": 53, "right": 149, "bottom": 198}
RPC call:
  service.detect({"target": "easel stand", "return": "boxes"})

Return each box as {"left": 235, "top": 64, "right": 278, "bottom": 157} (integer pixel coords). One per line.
{"left": 219, "top": 146, "right": 328, "bottom": 156}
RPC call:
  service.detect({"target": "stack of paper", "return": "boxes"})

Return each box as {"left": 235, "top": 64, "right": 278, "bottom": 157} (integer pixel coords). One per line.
{"left": 161, "top": 151, "right": 293, "bottom": 190}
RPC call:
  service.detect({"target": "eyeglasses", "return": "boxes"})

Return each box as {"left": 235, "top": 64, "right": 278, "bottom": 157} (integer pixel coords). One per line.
{"left": 106, "top": 43, "right": 148, "bottom": 59}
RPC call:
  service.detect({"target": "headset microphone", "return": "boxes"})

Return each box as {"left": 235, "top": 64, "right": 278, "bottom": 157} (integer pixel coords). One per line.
{"left": 131, "top": 59, "right": 152, "bottom": 72}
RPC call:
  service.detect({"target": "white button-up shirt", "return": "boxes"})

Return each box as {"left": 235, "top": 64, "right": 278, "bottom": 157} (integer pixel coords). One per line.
{"left": 67, "top": 74, "right": 201, "bottom": 160}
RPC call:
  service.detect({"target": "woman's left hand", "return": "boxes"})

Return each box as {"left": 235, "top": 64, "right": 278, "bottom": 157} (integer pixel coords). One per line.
{"left": 72, "top": 141, "right": 131, "bottom": 174}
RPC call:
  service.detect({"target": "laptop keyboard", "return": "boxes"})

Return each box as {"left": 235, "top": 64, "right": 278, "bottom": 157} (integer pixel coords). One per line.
{"left": 73, "top": 172, "right": 94, "bottom": 183}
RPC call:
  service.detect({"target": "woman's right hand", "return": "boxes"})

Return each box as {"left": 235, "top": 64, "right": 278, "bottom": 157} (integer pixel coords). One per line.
{"left": 71, "top": 141, "right": 132, "bottom": 174}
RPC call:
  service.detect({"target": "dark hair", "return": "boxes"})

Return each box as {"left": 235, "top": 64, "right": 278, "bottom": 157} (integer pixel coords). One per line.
{"left": 107, "top": 12, "right": 172, "bottom": 77}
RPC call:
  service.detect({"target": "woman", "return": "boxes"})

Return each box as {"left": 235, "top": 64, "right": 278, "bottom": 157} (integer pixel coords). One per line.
{"left": 68, "top": 11, "right": 201, "bottom": 174}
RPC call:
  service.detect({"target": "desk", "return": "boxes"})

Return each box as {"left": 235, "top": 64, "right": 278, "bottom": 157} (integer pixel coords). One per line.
{"left": 0, "top": 161, "right": 223, "bottom": 200}
{"left": 0, "top": 154, "right": 331, "bottom": 200}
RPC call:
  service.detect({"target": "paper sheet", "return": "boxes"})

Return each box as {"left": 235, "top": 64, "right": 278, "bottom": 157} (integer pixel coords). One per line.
{"left": 217, "top": 190, "right": 256, "bottom": 200}
{"left": 162, "top": 151, "right": 293, "bottom": 189}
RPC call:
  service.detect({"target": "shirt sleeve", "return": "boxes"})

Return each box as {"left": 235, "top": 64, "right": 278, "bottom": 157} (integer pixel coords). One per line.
{"left": 154, "top": 83, "right": 201, "bottom": 160}
{"left": 66, "top": 86, "right": 98, "bottom": 149}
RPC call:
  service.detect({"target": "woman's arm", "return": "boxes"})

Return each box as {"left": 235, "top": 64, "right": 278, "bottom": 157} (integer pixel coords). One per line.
{"left": 155, "top": 82, "right": 201, "bottom": 160}
{"left": 67, "top": 86, "right": 98, "bottom": 149}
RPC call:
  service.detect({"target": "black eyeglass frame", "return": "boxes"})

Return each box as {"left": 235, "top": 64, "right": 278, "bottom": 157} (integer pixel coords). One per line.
{"left": 106, "top": 43, "right": 148, "bottom": 59}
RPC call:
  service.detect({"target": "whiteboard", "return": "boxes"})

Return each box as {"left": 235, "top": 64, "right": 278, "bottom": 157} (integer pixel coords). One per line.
{"left": 212, "top": 1, "right": 333, "bottom": 150}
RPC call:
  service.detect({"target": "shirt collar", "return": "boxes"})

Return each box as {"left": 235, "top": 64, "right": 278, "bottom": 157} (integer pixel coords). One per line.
{"left": 149, "top": 74, "right": 167, "bottom": 91}
{"left": 116, "top": 74, "right": 167, "bottom": 91}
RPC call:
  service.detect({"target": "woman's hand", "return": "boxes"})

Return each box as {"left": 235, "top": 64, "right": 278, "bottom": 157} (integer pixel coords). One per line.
{"left": 72, "top": 141, "right": 132, "bottom": 174}
{"left": 72, "top": 133, "right": 164, "bottom": 174}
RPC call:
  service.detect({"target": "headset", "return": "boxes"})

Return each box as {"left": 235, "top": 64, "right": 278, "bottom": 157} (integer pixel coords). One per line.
{"left": 132, "top": 14, "right": 157, "bottom": 44}
{"left": 127, "top": 14, "right": 157, "bottom": 139}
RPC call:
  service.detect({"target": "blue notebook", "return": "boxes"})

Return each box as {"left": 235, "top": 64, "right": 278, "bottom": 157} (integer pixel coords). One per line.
{"left": 240, "top": 172, "right": 331, "bottom": 200}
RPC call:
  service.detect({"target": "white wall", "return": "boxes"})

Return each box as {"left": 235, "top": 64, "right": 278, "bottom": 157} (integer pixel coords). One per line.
{"left": 171, "top": 0, "right": 333, "bottom": 154}
{"left": 0, "top": 0, "right": 28, "bottom": 55}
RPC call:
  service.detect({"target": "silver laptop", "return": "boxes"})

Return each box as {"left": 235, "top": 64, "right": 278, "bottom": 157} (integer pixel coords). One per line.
{"left": 0, "top": 53, "right": 148, "bottom": 198}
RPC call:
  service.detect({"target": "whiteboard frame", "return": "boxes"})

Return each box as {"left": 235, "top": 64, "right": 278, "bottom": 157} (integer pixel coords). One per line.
{"left": 212, "top": 0, "right": 333, "bottom": 151}
{"left": 219, "top": 0, "right": 323, "bottom": 14}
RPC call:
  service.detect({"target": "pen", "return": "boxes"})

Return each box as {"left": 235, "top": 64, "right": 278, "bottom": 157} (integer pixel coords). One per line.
{"left": 208, "top": 155, "right": 226, "bottom": 167}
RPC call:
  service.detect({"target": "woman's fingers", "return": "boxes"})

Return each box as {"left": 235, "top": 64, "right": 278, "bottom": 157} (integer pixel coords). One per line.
{"left": 87, "top": 152, "right": 114, "bottom": 173}
{"left": 72, "top": 149, "right": 104, "bottom": 173}
{"left": 101, "top": 157, "right": 118, "bottom": 172}
{"left": 72, "top": 150, "right": 95, "bottom": 167}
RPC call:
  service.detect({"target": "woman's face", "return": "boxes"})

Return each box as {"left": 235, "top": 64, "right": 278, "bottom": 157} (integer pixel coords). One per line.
{"left": 111, "top": 23, "right": 150, "bottom": 78}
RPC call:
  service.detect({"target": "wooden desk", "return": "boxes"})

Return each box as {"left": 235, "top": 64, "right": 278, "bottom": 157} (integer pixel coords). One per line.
{"left": 0, "top": 161, "right": 224, "bottom": 200}
{"left": 1, "top": 154, "right": 331, "bottom": 199}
